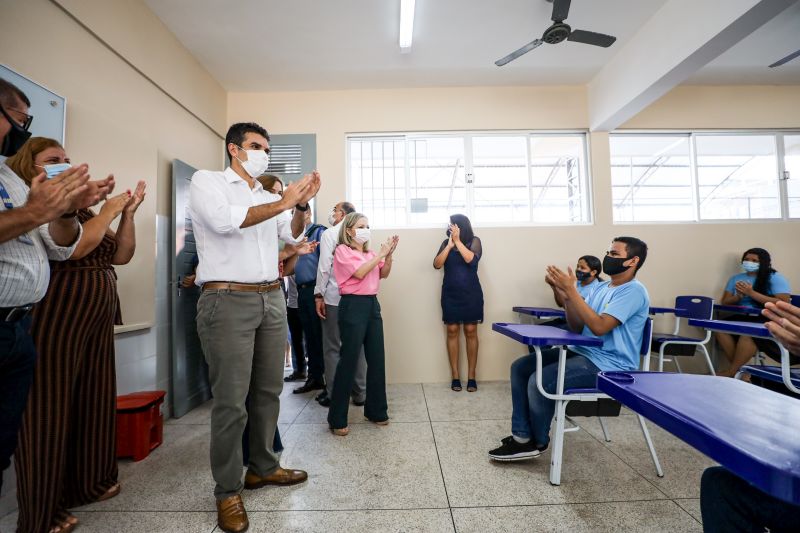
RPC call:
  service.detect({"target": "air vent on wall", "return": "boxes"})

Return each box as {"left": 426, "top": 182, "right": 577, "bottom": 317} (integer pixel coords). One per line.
{"left": 267, "top": 144, "right": 302, "bottom": 174}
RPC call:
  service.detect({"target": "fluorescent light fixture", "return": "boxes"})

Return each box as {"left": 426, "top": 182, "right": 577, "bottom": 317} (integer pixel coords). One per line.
{"left": 399, "top": 0, "right": 416, "bottom": 49}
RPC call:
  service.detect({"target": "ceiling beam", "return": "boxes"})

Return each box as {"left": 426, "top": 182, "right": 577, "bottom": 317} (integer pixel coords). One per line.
{"left": 587, "top": 0, "right": 799, "bottom": 132}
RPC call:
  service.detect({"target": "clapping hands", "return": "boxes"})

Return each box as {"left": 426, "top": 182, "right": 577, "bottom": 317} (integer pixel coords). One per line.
{"left": 379, "top": 235, "right": 400, "bottom": 258}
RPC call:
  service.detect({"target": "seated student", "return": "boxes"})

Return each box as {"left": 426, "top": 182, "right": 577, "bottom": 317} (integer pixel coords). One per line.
{"left": 541, "top": 254, "right": 603, "bottom": 331}
{"left": 489, "top": 237, "right": 649, "bottom": 461}
{"left": 716, "top": 248, "right": 790, "bottom": 378}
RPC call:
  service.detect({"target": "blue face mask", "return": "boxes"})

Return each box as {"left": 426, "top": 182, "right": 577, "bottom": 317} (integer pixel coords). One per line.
{"left": 40, "top": 163, "right": 71, "bottom": 179}
{"left": 741, "top": 261, "right": 759, "bottom": 273}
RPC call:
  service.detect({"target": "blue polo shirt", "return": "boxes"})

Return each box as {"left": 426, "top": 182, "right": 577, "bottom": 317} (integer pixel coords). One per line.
{"left": 293, "top": 224, "right": 326, "bottom": 285}
{"left": 570, "top": 279, "right": 650, "bottom": 372}
{"left": 724, "top": 271, "right": 791, "bottom": 308}
{"left": 576, "top": 278, "right": 600, "bottom": 300}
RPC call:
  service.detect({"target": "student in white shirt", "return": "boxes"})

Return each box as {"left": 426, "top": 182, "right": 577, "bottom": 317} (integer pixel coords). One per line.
{"left": 188, "top": 122, "right": 320, "bottom": 533}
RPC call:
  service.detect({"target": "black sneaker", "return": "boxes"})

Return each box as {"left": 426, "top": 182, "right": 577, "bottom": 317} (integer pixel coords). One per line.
{"left": 318, "top": 396, "right": 331, "bottom": 407}
{"left": 315, "top": 391, "right": 328, "bottom": 402}
{"left": 488, "top": 436, "right": 547, "bottom": 462}
{"left": 284, "top": 371, "right": 307, "bottom": 383}
{"left": 293, "top": 379, "right": 325, "bottom": 394}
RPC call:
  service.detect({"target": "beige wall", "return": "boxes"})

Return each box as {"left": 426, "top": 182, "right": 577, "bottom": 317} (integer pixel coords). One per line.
{"left": 229, "top": 85, "right": 800, "bottom": 383}
{"left": 0, "top": 0, "right": 225, "bottom": 329}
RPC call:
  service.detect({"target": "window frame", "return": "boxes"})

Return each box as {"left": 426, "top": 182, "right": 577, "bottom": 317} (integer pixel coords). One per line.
{"left": 346, "top": 130, "right": 593, "bottom": 229}
{"left": 610, "top": 129, "right": 800, "bottom": 225}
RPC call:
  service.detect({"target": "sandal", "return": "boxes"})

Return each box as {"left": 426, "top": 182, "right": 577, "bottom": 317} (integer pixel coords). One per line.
{"left": 330, "top": 426, "right": 349, "bottom": 436}
{"left": 49, "top": 512, "right": 78, "bottom": 533}
{"left": 451, "top": 379, "right": 462, "bottom": 392}
{"left": 97, "top": 482, "right": 121, "bottom": 502}
{"left": 366, "top": 417, "right": 389, "bottom": 426}
{"left": 467, "top": 379, "right": 478, "bottom": 392}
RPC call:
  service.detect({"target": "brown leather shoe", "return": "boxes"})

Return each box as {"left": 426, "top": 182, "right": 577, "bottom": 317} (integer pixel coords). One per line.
{"left": 216, "top": 494, "right": 249, "bottom": 533}
{"left": 244, "top": 467, "right": 308, "bottom": 490}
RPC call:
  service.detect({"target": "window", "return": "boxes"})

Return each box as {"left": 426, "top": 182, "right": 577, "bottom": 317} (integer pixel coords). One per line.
{"left": 347, "top": 132, "right": 590, "bottom": 228}
{"left": 610, "top": 132, "right": 797, "bottom": 222}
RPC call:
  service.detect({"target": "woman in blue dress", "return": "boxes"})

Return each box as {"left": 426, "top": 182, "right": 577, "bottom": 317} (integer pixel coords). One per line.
{"left": 433, "top": 214, "right": 484, "bottom": 392}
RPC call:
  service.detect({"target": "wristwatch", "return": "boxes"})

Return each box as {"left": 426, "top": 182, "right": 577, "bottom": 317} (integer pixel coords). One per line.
{"left": 295, "top": 203, "right": 309, "bottom": 212}
{"left": 60, "top": 211, "right": 78, "bottom": 219}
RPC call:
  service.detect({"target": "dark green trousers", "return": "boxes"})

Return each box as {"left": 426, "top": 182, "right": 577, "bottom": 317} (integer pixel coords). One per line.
{"left": 328, "top": 295, "right": 388, "bottom": 429}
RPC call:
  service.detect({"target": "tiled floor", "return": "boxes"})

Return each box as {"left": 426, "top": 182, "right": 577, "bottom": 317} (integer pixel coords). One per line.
{"left": 0, "top": 380, "right": 707, "bottom": 532}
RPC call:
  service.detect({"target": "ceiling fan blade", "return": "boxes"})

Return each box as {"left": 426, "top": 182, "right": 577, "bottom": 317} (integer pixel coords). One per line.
{"left": 568, "top": 29, "right": 616, "bottom": 48}
{"left": 551, "top": 0, "right": 572, "bottom": 22}
{"left": 769, "top": 48, "right": 800, "bottom": 68}
{"left": 495, "top": 39, "right": 543, "bottom": 67}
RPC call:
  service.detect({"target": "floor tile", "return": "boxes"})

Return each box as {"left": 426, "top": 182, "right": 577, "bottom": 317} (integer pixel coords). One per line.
{"left": 78, "top": 511, "right": 216, "bottom": 533}
{"left": 674, "top": 498, "right": 703, "bottom": 523}
{"left": 452, "top": 500, "right": 701, "bottom": 532}
{"left": 244, "top": 422, "right": 449, "bottom": 511}
{"left": 245, "top": 509, "right": 454, "bottom": 532}
{"left": 433, "top": 419, "right": 664, "bottom": 507}
{"left": 423, "top": 381, "right": 511, "bottom": 422}
{"left": 167, "top": 399, "right": 213, "bottom": 425}
{"left": 293, "top": 383, "right": 429, "bottom": 425}
{"left": 0, "top": 510, "right": 16, "bottom": 532}
{"left": 579, "top": 415, "right": 716, "bottom": 498}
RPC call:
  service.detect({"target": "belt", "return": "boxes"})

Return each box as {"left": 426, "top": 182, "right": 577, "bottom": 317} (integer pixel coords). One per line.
{"left": 296, "top": 281, "right": 316, "bottom": 289}
{"left": 202, "top": 281, "right": 282, "bottom": 293}
{"left": 1, "top": 304, "right": 34, "bottom": 322}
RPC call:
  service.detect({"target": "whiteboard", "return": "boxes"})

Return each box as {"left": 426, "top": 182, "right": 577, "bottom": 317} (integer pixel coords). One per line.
{"left": 0, "top": 64, "right": 66, "bottom": 144}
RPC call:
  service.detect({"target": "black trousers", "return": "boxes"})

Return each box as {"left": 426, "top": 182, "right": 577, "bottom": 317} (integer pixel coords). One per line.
{"left": 286, "top": 306, "right": 306, "bottom": 374}
{"left": 297, "top": 284, "right": 324, "bottom": 381}
{"left": 327, "top": 295, "right": 388, "bottom": 429}
{"left": 700, "top": 466, "right": 800, "bottom": 532}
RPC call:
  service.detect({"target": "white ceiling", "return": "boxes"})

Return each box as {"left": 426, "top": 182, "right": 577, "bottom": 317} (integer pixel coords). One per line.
{"left": 145, "top": 0, "right": 800, "bottom": 92}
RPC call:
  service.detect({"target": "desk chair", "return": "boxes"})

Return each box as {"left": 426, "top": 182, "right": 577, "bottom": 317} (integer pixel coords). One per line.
{"left": 539, "top": 318, "right": 663, "bottom": 485}
{"left": 650, "top": 296, "right": 715, "bottom": 375}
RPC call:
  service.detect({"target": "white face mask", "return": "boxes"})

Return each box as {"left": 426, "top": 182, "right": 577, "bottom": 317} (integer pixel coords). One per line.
{"left": 353, "top": 228, "right": 370, "bottom": 244}
{"left": 328, "top": 212, "right": 337, "bottom": 226}
{"left": 236, "top": 147, "right": 270, "bottom": 178}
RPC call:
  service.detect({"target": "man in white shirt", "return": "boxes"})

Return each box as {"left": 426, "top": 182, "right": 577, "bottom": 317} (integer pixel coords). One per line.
{"left": 0, "top": 78, "right": 111, "bottom": 492}
{"left": 188, "top": 122, "right": 320, "bottom": 533}
{"left": 313, "top": 201, "right": 367, "bottom": 407}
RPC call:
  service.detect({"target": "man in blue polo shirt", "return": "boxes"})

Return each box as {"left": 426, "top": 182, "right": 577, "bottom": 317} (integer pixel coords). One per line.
{"left": 489, "top": 236, "right": 650, "bottom": 461}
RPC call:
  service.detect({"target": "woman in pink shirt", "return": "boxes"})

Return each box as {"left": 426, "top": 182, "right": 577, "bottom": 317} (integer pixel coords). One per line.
{"left": 327, "top": 212, "right": 399, "bottom": 436}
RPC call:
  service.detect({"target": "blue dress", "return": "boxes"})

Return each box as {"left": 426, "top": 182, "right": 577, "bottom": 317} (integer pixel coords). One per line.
{"left": 439, "top": 237, "right": 484, "bottom": 324}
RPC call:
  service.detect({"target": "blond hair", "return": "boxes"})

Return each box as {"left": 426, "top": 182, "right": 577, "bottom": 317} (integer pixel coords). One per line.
{"left": 338, "top": 212, "right": 368, "bottom": 250}
{"left": 5, "top": 137, "right": 63, "bottom": 185}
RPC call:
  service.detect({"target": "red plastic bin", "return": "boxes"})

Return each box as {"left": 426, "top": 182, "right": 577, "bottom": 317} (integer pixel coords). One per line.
{"left": 116, "top": 390, "right": 166, "bottom": 461}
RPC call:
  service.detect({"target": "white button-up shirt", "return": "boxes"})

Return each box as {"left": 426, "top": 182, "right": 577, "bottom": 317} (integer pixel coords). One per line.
{"left": 188, "top": 167, "right": 298, "bottom": 286}
{"left": 314, "top": 221, "right": 343, "bottom": 306}
{"left": 0, "top": 165, "right": 81, "bottom": 306}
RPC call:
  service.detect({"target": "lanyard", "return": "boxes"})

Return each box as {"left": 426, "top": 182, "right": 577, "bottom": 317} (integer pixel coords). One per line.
{"left": 0, "top": 179, "right": 34, "bottom": 245}
{"left": 0, "top": 180, "right": 14, "bottom": 210}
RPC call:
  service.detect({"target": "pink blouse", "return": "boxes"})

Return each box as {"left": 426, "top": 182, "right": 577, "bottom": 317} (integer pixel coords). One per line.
{"left": 333, "top": 245, "right": 385, "bottom": 296}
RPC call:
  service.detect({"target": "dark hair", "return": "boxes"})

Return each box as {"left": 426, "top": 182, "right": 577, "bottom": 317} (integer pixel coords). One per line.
{"left": 579, "top": 255, "right": 603, "bottom": 281}
{"left": 340, "top": 201, "right": 356, "bottom": 215}
{"left": 742, "top": 247, "right": 775, "bottom": 296}
{"left": 613, "top": 236, "right": 648, "bottom": 273}
{"left": 257, "top": 174, "right": 283, "bottom": 192}
{"left": 449, "top": 214, "right": 475, "bottom": 243}
{"left": 224, "top": 122, "right": 269, "bottom": 162}
{"left": 0, "top": 78, "right": 30, "bottom": 109}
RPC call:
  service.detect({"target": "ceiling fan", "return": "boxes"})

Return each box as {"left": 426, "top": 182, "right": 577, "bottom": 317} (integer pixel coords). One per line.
{"left": 769, "top": 48, "right": 800, "bottom": 68}
{"left": 495, "top": 0, "right": 617, "bottom": 67}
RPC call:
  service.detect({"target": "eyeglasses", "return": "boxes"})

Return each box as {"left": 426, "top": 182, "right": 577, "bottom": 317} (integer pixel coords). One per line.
{"left": 2, "top": 106, "right": 33, "bottom": 131}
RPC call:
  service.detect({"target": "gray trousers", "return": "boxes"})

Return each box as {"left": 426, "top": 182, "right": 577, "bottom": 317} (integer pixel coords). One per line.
{"left": 322, "top": 304, "right": 366, "bottom": 401}
{"left": 197, "top": 289, "right": 286, "bottom": 499}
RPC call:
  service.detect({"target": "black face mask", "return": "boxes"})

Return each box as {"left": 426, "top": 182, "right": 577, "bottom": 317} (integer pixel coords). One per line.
{"left": 603, "top": 255, "right": 633, "bottom": 276}
{"left": 575, "top": 270, "right": 591, "bottom": 282}
{"left": 0, "top": 106, "right": 32, "bottom": 157}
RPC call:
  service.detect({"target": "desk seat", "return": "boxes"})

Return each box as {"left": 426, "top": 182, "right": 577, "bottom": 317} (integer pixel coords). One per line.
{"left": 741, "top": 365, "right": 800, "bottom": 390}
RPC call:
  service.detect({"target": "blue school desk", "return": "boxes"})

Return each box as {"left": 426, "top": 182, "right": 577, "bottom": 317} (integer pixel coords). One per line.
{"left": 713, "top": 303, "right": 762, "bottom": 315}
{"left": 492, "top": 322, "right": 600, "bottom": 348}
{"left": 688, "top": 319, "right": 799, "bottom": 394}
{"left": 512, "top": 306, "right": 566, "bottom": 319}
{"left": 598, "top": 371, "right": 800, "bottom": 505}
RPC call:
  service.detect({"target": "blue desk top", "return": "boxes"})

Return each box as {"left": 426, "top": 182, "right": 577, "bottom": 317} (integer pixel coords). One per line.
{"left": 493, "top": 322, "right": 602, "bottom": 347}
{"left": 649, "top": 306, "right": 686, "bottom": 315}
{"left": 714, "top": 304, "right": 762, "bottom": 316}
{"left": 741, "top": 365, "right": 800, "bottom": 390}
{"left": 597, "top": 371, "right": 800, "bottom": 504}
{"left": 512, "top": 306, "right": 566, "bottom": 318}
{"left": 688, "top": 319, "right": 769, "bottom": 338}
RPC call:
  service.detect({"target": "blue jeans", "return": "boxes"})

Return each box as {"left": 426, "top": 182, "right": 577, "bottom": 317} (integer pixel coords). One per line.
{"left": 510, "top": 348, "right": 600, "bottom": 447}
{"left": 701, "top": 466, "right": 800, "bottom": 532}
{"left": 0, "top": 316, "right": 37, "bottom": 492}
